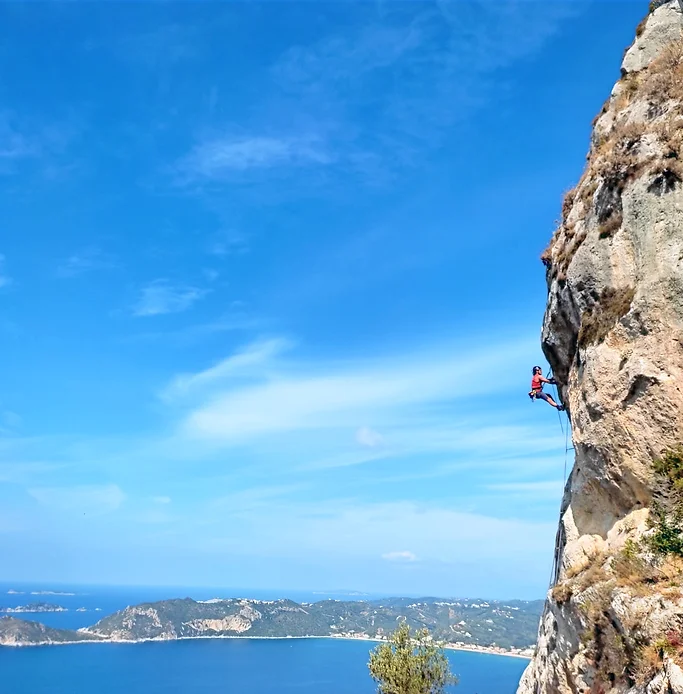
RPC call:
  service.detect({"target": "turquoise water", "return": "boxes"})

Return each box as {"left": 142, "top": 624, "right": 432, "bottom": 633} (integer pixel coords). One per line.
{"left": 0, "top": 638, "right": 528, "bottom": 694}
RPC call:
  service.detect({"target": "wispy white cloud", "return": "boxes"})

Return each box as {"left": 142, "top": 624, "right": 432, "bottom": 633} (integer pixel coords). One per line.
{"left": 269, "top": 2, "right": 582, "bottom": 180}
{"left": 0, "top": 461, "right": 63, "bottom": 485}
{"left": 299, "top": 449, "right": 393, "bottom": 472}
{"left": 487, "top": 480, "right": 565, "bottom": 497}
{"left": 0, "top": 410, "right": 22, "bottom": 435}
{"left": 133, "top": 279, "right": 208, "bottom": 317}
{"left": 208, "top": 484, "right": 305, "bottom": 514}
{"left": 274, "top": 22, "right": 424, "bottom": 93}
{"left": 202, "top": 269, "right": 220, "bottom": 282}
{"left": 0, "top": 111, "right": 81, "bottom": 178}
{"left": 0, "top": 506, "right": 27, "bottom": 534}
{"left": 180, "top": 134, "right": 332, "bottom": 181}
{"left": 382, "top": 550, "right": 418, "bottom": 563}
{"left": 384, "top": 423, "right": 563, "bottom": 463}
{"left": 207, "top": 230, "right": 249, "bottom": 257}
{"left": 28, "top": 484, "right": 125, "bottom": 516}
{"left": 134, "top": 508, "right": 174, "bottom": 525}
{"left": 56, "top": 248, "right": 117, "bottom": 278}
{"left": 111, "top": 23, "right": 202, "bottom": 69}
{"left": 0, "top": 114, "right": 37, "bottom": 161}
{"left": 162, "top": 338, "right": 292, "bottom": 401}
{"left": 178, "top": 336, "right": 533, "bottom": 443}
{"left": 356, "top": 426, "right": 384, "bottom": 448}
{"left": 152, "top": 496, "right": 171, "bottom": 504}
{"left": 198, "top": 497, "right": 556, "bottom": 570}
{"left": 0, "top": 254, "right": 12, "bottom": 288}
{"left": 123, "top": 312, "right": 259, "bottom": 345}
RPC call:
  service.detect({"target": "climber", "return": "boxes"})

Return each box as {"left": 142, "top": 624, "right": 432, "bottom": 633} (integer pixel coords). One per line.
{"left": 529, "top": 366, "right": 565, "bottom": 411}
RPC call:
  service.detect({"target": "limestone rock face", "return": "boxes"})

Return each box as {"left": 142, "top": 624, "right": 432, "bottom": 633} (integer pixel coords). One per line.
{"left": 623, "top": 2, "right": 683, "bottom": 73}
{"left": 519, "top": 3, "right": 683, "bottom": 693}
{"left": 184, "top": 616, "right": 253, "bottom": 634}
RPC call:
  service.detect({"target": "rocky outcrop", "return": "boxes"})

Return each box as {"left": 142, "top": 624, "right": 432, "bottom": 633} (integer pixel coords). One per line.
{"left": 519, "top": 3, "right": 683, "bottom": 693}
{"left": 85, "top": 604, "right": 176, "bottom": 641}
{"left": 81, "top": 599, "right": 269, "bottom": 641}
{"left": 183, "top": 616, "right": 253, "bottom": 634}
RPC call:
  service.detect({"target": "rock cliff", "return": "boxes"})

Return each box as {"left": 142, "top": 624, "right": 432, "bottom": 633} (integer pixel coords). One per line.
{"left": 518, "top": 2, "right": 683, "bottom": 693}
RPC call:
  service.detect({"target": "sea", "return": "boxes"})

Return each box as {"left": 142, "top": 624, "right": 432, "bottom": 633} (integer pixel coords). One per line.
{"left": 0, "top": 583, "right": 529, "bottom": 694}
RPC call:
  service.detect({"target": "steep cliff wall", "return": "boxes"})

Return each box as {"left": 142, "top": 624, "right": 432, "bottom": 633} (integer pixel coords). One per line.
{"left": 519, "top": 3, "right": 683, "bottom": 693}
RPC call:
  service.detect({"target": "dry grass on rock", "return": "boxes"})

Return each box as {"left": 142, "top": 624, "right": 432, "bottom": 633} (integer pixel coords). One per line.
{"left": 544, "top": 39, "right": 683, "bottom": 280}
{"left": 578, "top": 287, "right": 636, "bottom": 349}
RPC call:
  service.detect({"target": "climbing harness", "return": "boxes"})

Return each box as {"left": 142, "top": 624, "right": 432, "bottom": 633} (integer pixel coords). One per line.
{"left": 528, "top": 369, "right": 564, "bottom": 413}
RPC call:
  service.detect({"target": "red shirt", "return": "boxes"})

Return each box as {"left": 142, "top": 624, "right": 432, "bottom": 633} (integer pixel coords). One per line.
{"left": 531, "top": 374, "right": 543, "bottom": 392}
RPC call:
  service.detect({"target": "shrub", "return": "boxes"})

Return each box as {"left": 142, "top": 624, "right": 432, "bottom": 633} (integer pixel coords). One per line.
{"left": 562, "top": 188, "right": 576, "bottom": 219}
{"left": 642, "top": 448, "right": 683, "bottom": 556}
{"left": 612, "top": 540, "right": 652, "bottom": 588}
{"left": 578, "top": 286, "right": 636, "bottom": 348}
{"left": 598, "top": 211, "right": 623, "bottom": 239}
{"left": 551, "top": 581, "right": 573, "bottom": 605}
{"left": 579, "top": 582, "right": 636, "bottom": 688}
{"left": 635, "top": 642, "right": 668, "bottom": 685}
{"left": 647, "top": 503, "right": 683, "bottom": 556}
{"left": 655, "top": 554, "right": 683, "bottom": 588}
{"left": 368, "top": 623, "right": 457, "bottom": 694}
{"left": 653, "top": 447, "right": 683, "bottom": 498}
{"left": 635, "top": 632, "right": 683, "bottom": 685}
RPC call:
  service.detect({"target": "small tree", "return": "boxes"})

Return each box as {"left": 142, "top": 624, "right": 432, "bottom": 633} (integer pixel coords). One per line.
{"left": 368, "top": 622, "right": 458, "bottom": 694}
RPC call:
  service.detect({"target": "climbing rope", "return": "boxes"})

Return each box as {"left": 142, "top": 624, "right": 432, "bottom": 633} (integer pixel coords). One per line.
{"left": 548, "top": 424, "right": 571, "bottom": 588}
{"left": 543, "top": 371, "right": 575, "bottom": 589}
{"left": 545, "top": 368, "right": 565, "bottom": 436}
{"left": 536, "top": 369, "right": 575, "bottom": 590}
{"left": 548, "top": 518, "right": 567, "bottom": 589}
{"left": 545, "top": 368, "right": 573, "bottom": 483}
{"left": 563, "top": 421, "right": 570, "bottom": 484}
{"left": 555, "top": 397, "right": 565, "bottom": 437}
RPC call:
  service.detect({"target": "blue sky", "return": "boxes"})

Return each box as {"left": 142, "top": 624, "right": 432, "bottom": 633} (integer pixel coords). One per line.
{"left": 0, "top": 1, "right": 644, "bottom": 599}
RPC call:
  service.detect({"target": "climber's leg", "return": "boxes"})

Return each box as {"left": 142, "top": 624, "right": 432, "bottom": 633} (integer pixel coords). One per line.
{"left": 537, "top": 391, "right": 559, "bottom": 408}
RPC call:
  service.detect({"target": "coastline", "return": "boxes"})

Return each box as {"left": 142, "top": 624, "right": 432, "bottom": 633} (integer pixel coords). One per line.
{"left": 442, "top": 642, "right": 532, "bottom": 660}
{"left": 0, "top": 632, "right": 532, "bottom": 658}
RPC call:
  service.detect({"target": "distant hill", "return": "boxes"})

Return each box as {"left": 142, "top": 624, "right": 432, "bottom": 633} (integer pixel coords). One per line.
{"left": 0, "top": 616, "right": 101, "bottom": 645}
{"left": 0, "top": 596, "right": 542, "bottom": 651}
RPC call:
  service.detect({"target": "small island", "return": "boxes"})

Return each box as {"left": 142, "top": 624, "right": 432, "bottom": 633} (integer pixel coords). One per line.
{"left": 30, "top": 591, "right": 76, "bottom": 596}
{"left": 0, "top": 596, "right": 540, "bottom": 657}
{"left": 1, "top": 603, "right": 67, "bottom": 614}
